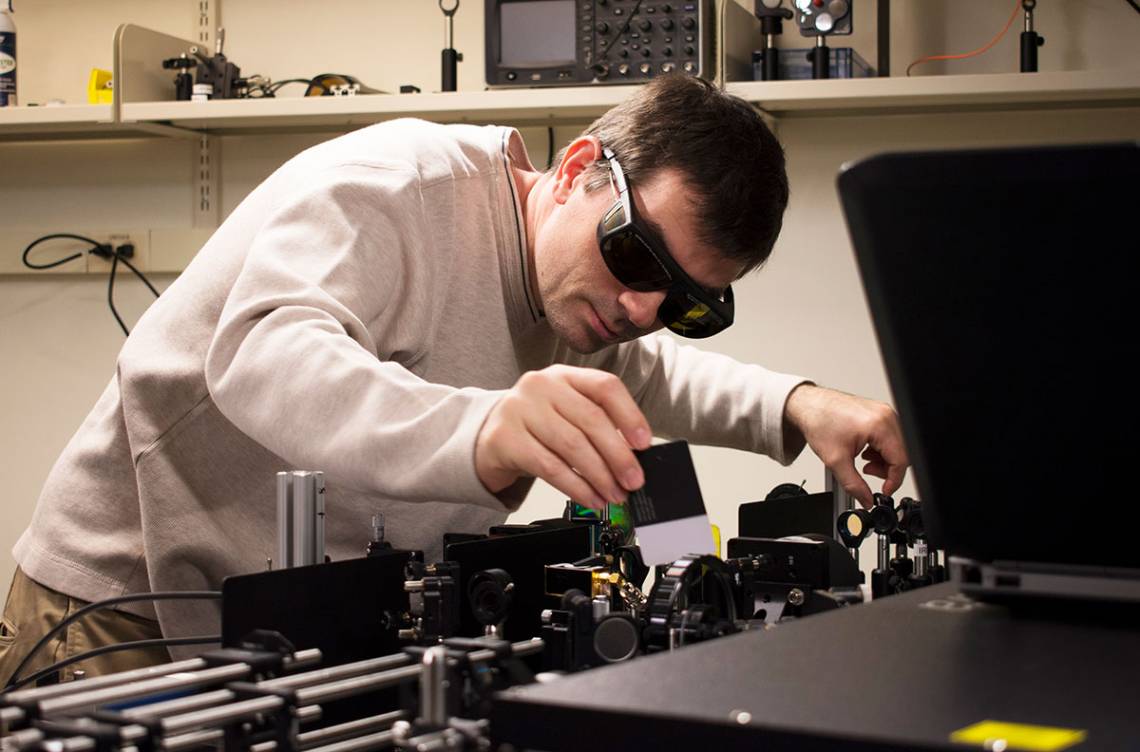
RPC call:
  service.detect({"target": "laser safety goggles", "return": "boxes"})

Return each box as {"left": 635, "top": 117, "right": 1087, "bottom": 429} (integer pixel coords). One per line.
{"left": 595, "top": 148, "right": 735, "bottom": 339}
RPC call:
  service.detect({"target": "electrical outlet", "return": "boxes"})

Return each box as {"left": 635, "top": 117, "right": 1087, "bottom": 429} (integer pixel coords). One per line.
{"left": 1, "top": 229, "right": 135, "bottom": 276}
{"left": 85, "top": 229, "right": 151, "bottom": 275}
{"left": 2, "top": 228, "right": 207, "bottom": 276}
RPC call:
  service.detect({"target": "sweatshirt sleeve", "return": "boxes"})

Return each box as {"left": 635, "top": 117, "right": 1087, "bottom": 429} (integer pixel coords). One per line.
{"left": 578, "top": 335, "right": 811, "bottom": 466}
{"left": 204, "top": 162, "right": 512, "bottom": 511}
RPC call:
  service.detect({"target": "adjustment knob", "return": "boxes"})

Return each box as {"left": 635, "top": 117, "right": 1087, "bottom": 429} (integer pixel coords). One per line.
{"left": 596, "top": 21, "right": 609, "bottom": 33}
{"left": 639, "top": 19, "right": 652, "bottom": 31}
{"left": 641, "top": 47, "right": 651, "bottom": 57}
{"left": 662, "top": 3, "right": 673, "bottom": 10}
{"left": 683, "top": 44, "right": 695, "bottom": 55}
{"left": 681, "top": 16, "right": 696, "bottom": 29}
{"left": 618, "top": 63, "right": 631, "bottom": 75}
{"left": 596, "top": 63, "right": 611, "bottom": 79}
{"left": 660, "top": 18, "right": 674, "bottom": 30}
{"left": 662, "top": 46, "right": 673, "bottom": 56}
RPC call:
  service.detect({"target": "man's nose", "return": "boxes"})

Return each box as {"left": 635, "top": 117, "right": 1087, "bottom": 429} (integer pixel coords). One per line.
{"left": 618, "top": 289, "right": 667, "bottom": 331}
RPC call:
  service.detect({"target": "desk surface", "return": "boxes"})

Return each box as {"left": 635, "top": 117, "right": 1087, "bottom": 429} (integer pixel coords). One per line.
{"left": 491, "top": 582, "right": 1140, "bottom": 751}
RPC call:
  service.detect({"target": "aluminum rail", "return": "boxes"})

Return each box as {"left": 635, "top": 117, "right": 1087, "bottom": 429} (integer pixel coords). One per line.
{"left": 249, "top": 710, "right": 408, "bottom": 752}
{"left": 257, "top": 654, "right": 411, "bottom": 691}
{"left": 36, "top": 665, "right": 251, "bottom": 717}
{"left": 16, "top": 649, "right": 321, "bottom": 718}
{"left": 306, "top": 730, "right": 395, "bottom": 752}
{"left": 293, "top": 666, "right": 423, "bottom": 707}
{"left": 160, "top": 695, "right": 285, "bottom": 736}
{"left": 2, "top": 659, "right": 208, "bottom": 706}
{"left": 3, "top": 649, "right": 320, "bottom": 709}
{"left": 119, "top": 689, "right": 236, "bottom": 720}
{"left": 157, "top": 728, "right": 224, "bottom": 751}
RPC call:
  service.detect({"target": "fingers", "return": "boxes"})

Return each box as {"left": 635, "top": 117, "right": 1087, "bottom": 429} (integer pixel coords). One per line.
{"left": 474, "top": 366, "right": 652, "bottom": 508}
{"left": 525, "top": 402, "right": 634, "bottom": 506}
{"left": 526, "top": 437, "right": 610, "bottom": 511}
{"left": 830, "top": 456, "right": 874, "bottom": 509}
{"left": 561, "top": 367, "right": 652, "bottom": 452}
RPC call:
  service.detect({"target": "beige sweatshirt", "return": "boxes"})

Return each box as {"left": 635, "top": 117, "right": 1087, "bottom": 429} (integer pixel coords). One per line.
{"left": 13, "top": 119, "right": 807, "bottom": 650}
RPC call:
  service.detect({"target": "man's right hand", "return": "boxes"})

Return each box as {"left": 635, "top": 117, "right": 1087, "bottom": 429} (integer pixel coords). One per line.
{"left": 474, "top": 365, "right": 652, "bottom": 510}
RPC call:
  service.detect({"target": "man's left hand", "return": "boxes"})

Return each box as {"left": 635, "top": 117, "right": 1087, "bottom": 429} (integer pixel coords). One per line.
{"left": 783, "top": 384, "right": 909, "bottom": 508}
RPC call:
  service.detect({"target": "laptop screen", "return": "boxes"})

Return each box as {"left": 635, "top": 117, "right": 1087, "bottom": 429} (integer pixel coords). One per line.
{"left": 838, "top": 142, "right": 1138, "bottom": 569}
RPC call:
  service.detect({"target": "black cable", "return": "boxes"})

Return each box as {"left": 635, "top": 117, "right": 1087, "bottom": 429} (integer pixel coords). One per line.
{"left": 5, "top": 636, "right": 221, "bottom": 693}
{"left": 23, "top": 234, "right": 162, "bottom": 337}
{"left": 269, "top": 78, "right": 319, "bottom": 96}
{"left": 547, "top": 127, "right": 555, "bottom": 170}
{"left": 22, "top": 233, "right": 107, "bottom": 270}
{"left": 107, "top": 253, "right": 130, "bottom": 336}
{"left": 116, "top": 252, "right": 161, "bottom": 298}
{"left": 4, "top": 590, "right": 221, "bottom": 691}
{"left": 1126, "top": 0, "right": 1140, "bottom": 15}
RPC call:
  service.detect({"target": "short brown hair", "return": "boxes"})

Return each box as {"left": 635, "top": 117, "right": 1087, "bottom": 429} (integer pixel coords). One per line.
{"left": 559, "top": 75, "right": 789, "bottom": 275}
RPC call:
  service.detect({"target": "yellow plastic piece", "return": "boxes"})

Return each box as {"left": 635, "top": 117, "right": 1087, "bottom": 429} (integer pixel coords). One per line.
{"left": 87, "top": 68, "right": 113, "bottom": 104}
{"left": 950, "top": 720, "right": 1088, "bottom": 751}
{"left": 711, "top": 524, "right": 721, "bottom": 558}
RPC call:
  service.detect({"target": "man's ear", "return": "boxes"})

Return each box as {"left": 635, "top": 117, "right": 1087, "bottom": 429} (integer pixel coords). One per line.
{"left": 551, "top": 135, "right": 602, "bottom": 205}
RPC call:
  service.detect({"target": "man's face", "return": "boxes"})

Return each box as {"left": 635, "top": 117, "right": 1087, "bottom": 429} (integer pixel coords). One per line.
{"left": 532, "top": 151, "right": 744, "bottom": 354}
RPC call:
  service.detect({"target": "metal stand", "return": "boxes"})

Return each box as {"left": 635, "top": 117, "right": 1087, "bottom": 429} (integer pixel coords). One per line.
{"left": 810, "top": 35, "right": 831, "bottom": 79}
{"left": 276, "top": 470, "right": 325, "bottom": 569}
{"left": 1020, "top": 0, "right": 1044, "bottom": 73}
{"left": 439, "top": 0, "right": 461, "bottom": 92}
{"left": 754, "top": 2, "right": 794, "bottom": 81}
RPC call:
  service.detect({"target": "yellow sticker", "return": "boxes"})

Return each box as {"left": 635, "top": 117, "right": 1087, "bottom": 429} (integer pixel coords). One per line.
{"left": 950, "top": 720, "right": 1087, "bottom": 751}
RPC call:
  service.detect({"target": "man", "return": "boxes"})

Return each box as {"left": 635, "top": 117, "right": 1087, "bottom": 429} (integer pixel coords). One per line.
{"left": 1, "top": 75, "right": 906, "bottom": 684}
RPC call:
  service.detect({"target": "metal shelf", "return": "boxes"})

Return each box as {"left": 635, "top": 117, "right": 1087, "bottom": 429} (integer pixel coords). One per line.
{"left": 118, "top": 85, "right": 639, "bottom": 135}
{"left": 0, "top": 104, "right": 119, "bottom": 142}
{"left": 726, "top": 69, "right": 1140, "bottom": 118}
{"left": 3, "top": 22, "right": 1136, "bottom": 143}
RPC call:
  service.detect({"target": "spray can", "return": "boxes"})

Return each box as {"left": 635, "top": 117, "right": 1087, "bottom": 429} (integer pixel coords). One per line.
{"left": 0, "top": 2, "right": 15, "bottom": 107}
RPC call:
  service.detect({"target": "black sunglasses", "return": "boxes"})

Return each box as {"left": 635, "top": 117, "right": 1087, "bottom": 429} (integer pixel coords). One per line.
{"left": 595, "top": 148, "right": 734, "bottom": 339}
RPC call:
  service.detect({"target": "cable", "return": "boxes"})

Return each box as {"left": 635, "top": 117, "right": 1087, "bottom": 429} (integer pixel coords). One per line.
{"left": 4, "top": 590, "right": 221, "bottom": 691}
{"left": 22, "top": 234, "right": 162, "bottom": 337}
{"left": 22, "top": 233, "right": 108, "bottom": 270}
{"left": 546, "top": 127, "right": 555, "bottom": 170}
{"left": 116, "top": 252, "right": 161, "bottom": 298}
{"left": 5, "top": 636, "right": 222, "bottom": 693}
{"left": 1126, "top": 0, "right": 1140, "bottom": 15}
{"left": 107, "top": 252, "right": 129, "bottom": 336}
{"left": 906, "top": 0, "right": 1021, "bottom": 77}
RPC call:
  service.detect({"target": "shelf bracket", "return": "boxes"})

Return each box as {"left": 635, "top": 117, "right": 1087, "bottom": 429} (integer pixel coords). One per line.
{"left": 193, "top": 134, "right": 221, "bottom": 229}
{"left": 195, "top": 0, "right": 219, "bottom": 49}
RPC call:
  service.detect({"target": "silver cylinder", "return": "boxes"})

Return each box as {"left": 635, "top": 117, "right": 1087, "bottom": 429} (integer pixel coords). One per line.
{"left": 913, "top": 541, "right": 928, "bottom": 578}
{"left": 877, "top": 535, "right": 889, "bottom": 570}
{"left": 292, "top": 471, "right": 325, "bottom": 567}
{"left": 420, "top": 646, "right": 448, "bottom": 728}
{"left": 277, "top": 472, "right": 294, "bottom": 569}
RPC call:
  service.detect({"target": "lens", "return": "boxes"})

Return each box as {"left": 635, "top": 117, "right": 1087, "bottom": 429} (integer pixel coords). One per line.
{"left": 600, "top": 231, "right": 672, "bottom": 292}
{"left": 658, "top": 291, "right": 724, "bottom": 338}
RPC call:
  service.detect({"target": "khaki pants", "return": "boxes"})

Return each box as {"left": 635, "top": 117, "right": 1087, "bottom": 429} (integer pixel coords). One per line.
{"left": 0, "top": 567, "right": 169, "bottom": 687}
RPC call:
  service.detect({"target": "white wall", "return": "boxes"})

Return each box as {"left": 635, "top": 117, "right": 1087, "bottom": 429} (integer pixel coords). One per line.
{"left": 2, "top": 0, "right": 1138, "bottom": 591}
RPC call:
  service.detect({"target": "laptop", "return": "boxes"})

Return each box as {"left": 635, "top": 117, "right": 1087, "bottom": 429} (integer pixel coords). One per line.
{"left": 838, "top": 141, "right": 1140, "bottom": 603}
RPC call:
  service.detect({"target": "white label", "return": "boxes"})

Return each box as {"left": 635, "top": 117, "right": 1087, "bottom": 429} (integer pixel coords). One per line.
{"left": 0, "top": 53, "right": 14, "bottom": 74}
